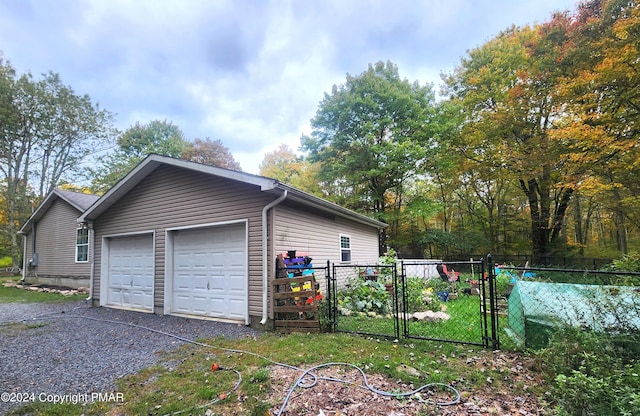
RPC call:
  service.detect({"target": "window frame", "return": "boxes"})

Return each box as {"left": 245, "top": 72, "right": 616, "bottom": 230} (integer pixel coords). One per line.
{"left": 339, "top": 234, "right": 352, "bottom": 263}
{"left": 75, "top": 227, "right": 89, "bottom": 263}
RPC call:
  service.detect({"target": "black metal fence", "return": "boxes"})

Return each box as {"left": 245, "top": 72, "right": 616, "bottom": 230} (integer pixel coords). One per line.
{"left": 401, "top": 259, "right": 497, "bottom": 348}
{"left": 329, "top": 263, "right": 402, "bottom": 339}
{"left": 274, "top": 255, "right": 639, "bottom": 350}
{"left": 315, "top": 256, "right": 640, "bottom": 351}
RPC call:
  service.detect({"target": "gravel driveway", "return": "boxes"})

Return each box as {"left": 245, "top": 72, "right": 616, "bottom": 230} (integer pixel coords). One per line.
{"left": 0, "top": 300, "right": 260, "bottom": 415}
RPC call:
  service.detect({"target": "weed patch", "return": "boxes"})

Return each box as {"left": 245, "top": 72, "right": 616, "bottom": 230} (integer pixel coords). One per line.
{"left": 535, "top": 327, "right": 640, "bottom": 415}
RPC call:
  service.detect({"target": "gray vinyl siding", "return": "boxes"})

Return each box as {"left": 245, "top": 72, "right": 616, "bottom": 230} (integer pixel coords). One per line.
{"left": 274, "top": 203, "right": 380, "bottom": 265}
{"left": 23, "top": 198, "right": 90, "bottom": 285}
{"left": 92, "top": 165, "right": 272, "bottom": 317}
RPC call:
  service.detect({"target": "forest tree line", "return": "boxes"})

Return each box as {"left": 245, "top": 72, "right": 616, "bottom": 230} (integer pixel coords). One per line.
{"left": 1, "top": 0, "right": 638, "bottom": 266}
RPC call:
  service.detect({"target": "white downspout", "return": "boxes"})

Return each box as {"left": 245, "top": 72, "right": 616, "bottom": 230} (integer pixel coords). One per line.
{"left": 20, "top": 233, "right": 27, "bottom": 282}
{"left": 261, "top": 190, "right": 287, "bottom": 325}
{"left": 86, "top": 223, "right": 95, "bottom": 302}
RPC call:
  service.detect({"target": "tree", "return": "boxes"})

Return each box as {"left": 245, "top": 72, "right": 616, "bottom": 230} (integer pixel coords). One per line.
{"left": 391, "top": 181, "right": 442, "bottom": 257}
{"left": 259, "top": 144, "right": 324, "bottom": 196}
{"left": 443, "top": 24, "right": 579, "bottom": 259}
{"left": 0, "top": 56, "right": 115, "bottom": 265}
{"left": 91, "top": 120, "right": 187, "bottom": 192}
{"left": 181, "top": 137, "right": 241, "bottom": 170}
{"left": 259, "top": 144, "right": 302, "bottom": 182}
{"left": 553, "top": 0, "right": 640, "bottom": 253}
{"left": 301, "top": 61, "right": 438, "bottom": 252}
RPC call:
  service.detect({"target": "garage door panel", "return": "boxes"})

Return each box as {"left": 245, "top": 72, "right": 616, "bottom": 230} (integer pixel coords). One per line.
{"left": 132, "top": 274, "right": 153, "bottom": 290}
{"left": 210, "top": 297, "right": 225, "bottom": 316}
{"left": 228, "top": 277, "right": 245, "bottom": 293}
{"left": 170, "top": 224, "right": 247, "bottom": 322}
{"left": 130, "top": 291, "right": 153, "bottom": 309}
{"left": 108, "top": 289, "right": 122, "bottom": 304}
{"left": 173, "top": 295, "right": 190, "bottom": 313}
{"left": 209, "top": 285, "right": 225, "bottom": 293}
{"left": 191, "top": 296, "right": 208, "bottom": 314}
{"left": 105, "top": 235, "right": 154, "bottom": 312}
{"left": 227, "top": 299, "right": 246, "bottom": 320}
{"left": 174, "top": 295, "right": 207, "bottom": 315}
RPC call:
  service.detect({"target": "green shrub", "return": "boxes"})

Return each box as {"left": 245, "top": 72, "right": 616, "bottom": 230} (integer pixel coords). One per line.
{"left": 536, "top": 327, "right": 640, "bottom": 416}
{"left": 609, "top": 252, "right": 640, "bottom": 272}
{"left": 337, "top": 279, "right": 391, "bottom": 315}
{"left": 424, "top": 276, "right": 450, "bottom": 293}
{"left": 0, "top": 256, "right": 13, "bottom": 268}
{"left": 405, "top": 277, "right": 443, "bottom": 312}
{"left": 495, "top": 271, "right": 512, "bottom": 294}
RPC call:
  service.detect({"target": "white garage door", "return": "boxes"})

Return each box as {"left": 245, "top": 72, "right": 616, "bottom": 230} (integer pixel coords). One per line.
{"left": 171, "top": 223, "right": 247, "bottom": 322}
{"left": 105, "top": 234, "right": 154, "bottom": 311}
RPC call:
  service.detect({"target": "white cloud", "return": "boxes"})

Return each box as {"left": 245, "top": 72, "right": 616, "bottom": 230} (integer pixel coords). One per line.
{"left": 0, "top": 0, "right": 579, "bottom": 175}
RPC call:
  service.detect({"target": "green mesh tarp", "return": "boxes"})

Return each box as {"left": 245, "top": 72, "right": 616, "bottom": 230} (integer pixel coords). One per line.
{"left": 506, "top": 281, "right": 640, "bottom": 348}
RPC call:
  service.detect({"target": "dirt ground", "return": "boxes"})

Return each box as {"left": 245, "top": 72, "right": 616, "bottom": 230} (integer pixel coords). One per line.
{"left": 264, "top": 351, "right": 547, "bottom": 416}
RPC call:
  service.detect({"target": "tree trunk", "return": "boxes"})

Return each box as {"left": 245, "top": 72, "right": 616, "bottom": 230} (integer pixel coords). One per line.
{"left": 612, "top": 189, "right": 628, "bottom": 254}
{"left": 520, "top": 178, "right": 547, "bottom": 259}
{"left": 573, "top": 196, "right": 583, "bottom": 254}
{"left": 550, "top": 187, "right": 574, "bottom": 245}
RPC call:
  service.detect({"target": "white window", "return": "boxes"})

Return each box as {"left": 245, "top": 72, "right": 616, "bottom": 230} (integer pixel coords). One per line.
{"left": 340, "top": 234, "right": 351, "bottom": 263}
{"left": 76, "top": 228, "right": 89, "bottom": 263}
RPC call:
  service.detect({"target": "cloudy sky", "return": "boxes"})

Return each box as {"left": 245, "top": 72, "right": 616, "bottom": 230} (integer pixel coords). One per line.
{"left": 0, "top": 0, "right": 578, "bottom": 174}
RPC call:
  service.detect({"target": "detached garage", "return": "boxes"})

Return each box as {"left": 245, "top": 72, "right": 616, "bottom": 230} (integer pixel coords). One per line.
{"left": 79, "top": 154, "right": 385, "bottom": 327}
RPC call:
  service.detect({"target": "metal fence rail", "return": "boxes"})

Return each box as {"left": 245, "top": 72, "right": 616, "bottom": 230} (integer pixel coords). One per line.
{"left": 440, "top": 254, "right": 613, "bottom": 270}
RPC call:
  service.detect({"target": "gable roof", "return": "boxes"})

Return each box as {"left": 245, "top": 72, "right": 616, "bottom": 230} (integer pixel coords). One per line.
{"left": 19, "top": 189, "right": 100, "bottom": 234}
{"left": 78, "top": 154, "right": 387, "bottom": 229}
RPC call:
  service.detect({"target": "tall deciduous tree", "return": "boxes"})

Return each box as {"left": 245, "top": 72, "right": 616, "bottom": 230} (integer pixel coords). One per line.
{"left": 554, "top": 0, "right": 640, "bottom": 253}
{"left": 301, "top": 61, "right": 437, "bottom": 252}
{"left": 444, "top": 24, "right": 579, "bottom": 259}
{"left": 259, "top": 144, "right": 302, "bottom": 183}
{"left": 259, "top": 144, "right": 323, "bottom": 196}
{"left": 91, "top": 119, "right": 187, "bottom": 192}
{"left": 0, "top": 56, "right": 115, "bottom": 265}
{"left": 181, "top": 138, "right": 241, "bottom": 171}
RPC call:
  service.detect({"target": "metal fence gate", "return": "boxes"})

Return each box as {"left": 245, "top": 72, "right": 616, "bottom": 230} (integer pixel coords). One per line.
{"left": 326, "top": 257, "right": 501, "bottom": 349}
{"left": 400, "top": 258, "right": 498, "bottom": 348}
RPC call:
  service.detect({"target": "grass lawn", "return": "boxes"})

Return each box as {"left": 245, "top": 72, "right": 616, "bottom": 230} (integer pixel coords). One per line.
{"left": 0, "top": 277, "right": 87, "bottom": 303}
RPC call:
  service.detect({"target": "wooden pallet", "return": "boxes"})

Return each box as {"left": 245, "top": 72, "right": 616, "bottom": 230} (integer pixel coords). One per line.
{"left": 272, "top": 274, "right": 321, "bottom": 333}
